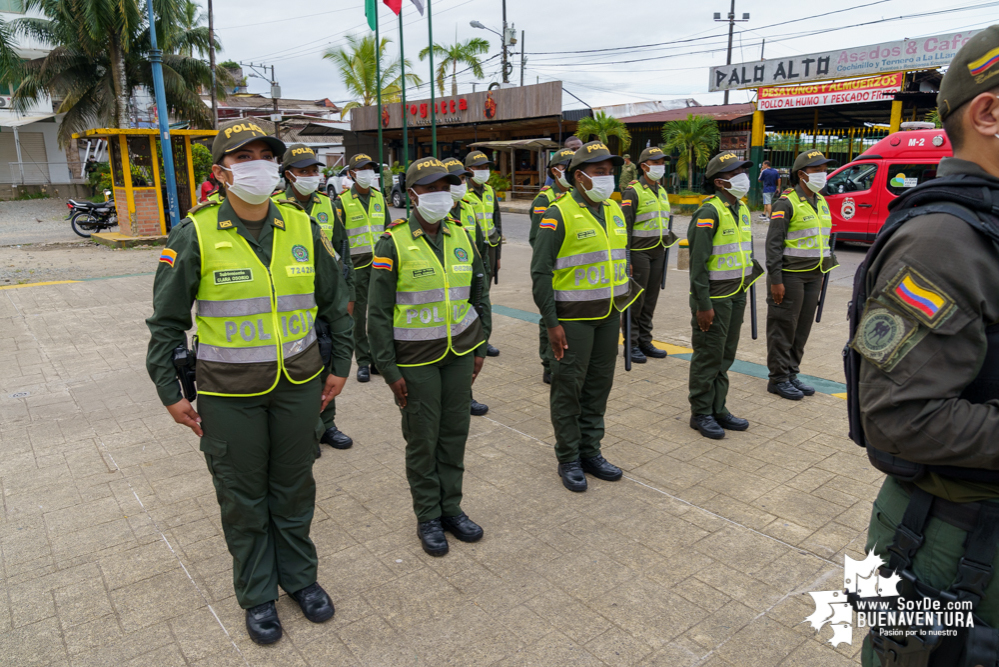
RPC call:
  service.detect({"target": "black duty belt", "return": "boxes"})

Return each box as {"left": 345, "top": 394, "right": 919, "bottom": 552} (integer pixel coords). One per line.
{"left": 898, "top": 481, "right": 995, "bottom": 533}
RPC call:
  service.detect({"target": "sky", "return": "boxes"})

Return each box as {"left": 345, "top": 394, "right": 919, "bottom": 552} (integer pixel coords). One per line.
{"left": 208, "top": 0, "right": 999, "bottom": 111}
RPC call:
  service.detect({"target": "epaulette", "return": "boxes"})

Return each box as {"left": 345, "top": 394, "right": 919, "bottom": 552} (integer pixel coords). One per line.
{"left": 540, "top": 185, "right": 551, "bottom": 192}
{"left": 629, "top": 180, "right": 639, "bottom": 185}
{"left": 554, "top": 191, "right": 568, "bottom": 201}
{"left": 387, "top": 218, "right": 407, "bottom": 228}
{"left": 274, "top": 198, "right": 306, "bottom": 211}
{"left": 187, "top": 200, "right": 221, "bottom": 214}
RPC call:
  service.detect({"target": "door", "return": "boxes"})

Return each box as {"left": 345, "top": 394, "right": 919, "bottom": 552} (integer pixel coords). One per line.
{"left": 826, "top": 162, "right": 881, "bottom": 242}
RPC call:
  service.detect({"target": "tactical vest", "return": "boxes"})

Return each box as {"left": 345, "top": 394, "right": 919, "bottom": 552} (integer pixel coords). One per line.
{"left": 451, "top": 199, "right": 478, "bottom": 231}
{"left": 782, "top": 190, "right": 836, "bottom": 273}
{"left": 551, "top": 195, "right": 638, "bottom": 321}
{"left": 465, "top": 184, "right": 499, "bottom": 246}
{"left": 190, "top": 203, "right": 322, "bottom": 397}
{"left": 340, "top": 187, "right": 385, "bottom": 268}
{"left": 271, "top": 191, "right": 336, "bottom": 239}
{"left": 387, "top": 221, "right": 485, "bottom": 366}
{"left": 630, "top": 180, "right": 677, "bottom": 250}
{"left": 704, "top": 197, "right": 760, "bottom": 298}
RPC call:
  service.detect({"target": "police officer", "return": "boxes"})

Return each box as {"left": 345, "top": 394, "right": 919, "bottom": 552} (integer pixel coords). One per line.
{"left": 531, "top": 141, "right": 638, "bottom": 492}
{"left": 764, "top": 150, "right": 839, "bottom": 400}
{"left": 529, "top": 147, "right": 576, "bottom": 385}
{"left": 276, "top": 144, "right": 355, "bottom": 451}
{"left": 332, "top": 153, "right": 385, "bottom": 385}
{"left": 444, "top": 156, "right": 490, "bottom": 417}
{"left": 145, "top": 121, "right": 353, "bottom": 643}
{"left": 368, "top": 157, "right": 492, "bottom": 557}
{"left": 463, "top": 150, "right": 501, "bottom": 357}
{"left": 620, "top": 146, "right": 679, "bottom": 362}
{"left": 618, "top": 153, "right": 637, "bottom": 191}
{"left": 853, "top": 26, "right": 999, "bottom": 666}
{"left": 687, "top": 152, "right": 763, "bottom": 440}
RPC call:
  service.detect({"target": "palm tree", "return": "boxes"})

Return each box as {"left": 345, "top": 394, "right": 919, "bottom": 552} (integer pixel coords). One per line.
{"left": 662, "top": 114, "right": 720, "bottom": 190}
{"left": 575, "top": 111, "right": 632, "bottom": 152}
{"left": 164, "top": 0, "right": 210, "bottom": 58}
{"left": 418, "top": 37, "right": 489, "bottom": 96}
{"left": 324, "top": 33, "right": 421, "bottom": 119}
{"left": 0, "top": 17, "right": 21, "bottom": 77}
{"left": 10, "top": 0, "right": 229, "bottom": 143}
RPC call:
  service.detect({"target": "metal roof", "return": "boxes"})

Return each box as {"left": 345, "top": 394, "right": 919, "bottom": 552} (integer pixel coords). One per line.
{"left": 618, "top": 103, "right": 755, "bottom": 124}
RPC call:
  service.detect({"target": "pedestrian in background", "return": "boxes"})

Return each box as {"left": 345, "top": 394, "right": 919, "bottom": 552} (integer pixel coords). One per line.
{"left": 757, "top": 160, "right": 779, "bottom": 220}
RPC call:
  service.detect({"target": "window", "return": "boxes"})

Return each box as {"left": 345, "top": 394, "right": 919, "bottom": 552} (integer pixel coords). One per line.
{"left": 827, "top": 163, "right": 878, "bottom": 194}
{"left": 885, "top": 163, "right": 937, "bottom": 196}
{"left": 0, "top": 0, "right": 24, "bottom": 12}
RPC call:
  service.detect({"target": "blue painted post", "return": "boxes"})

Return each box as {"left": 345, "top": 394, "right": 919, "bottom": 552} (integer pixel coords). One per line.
{"left": 145, "top": 0, "right": 180, "bottom": 231}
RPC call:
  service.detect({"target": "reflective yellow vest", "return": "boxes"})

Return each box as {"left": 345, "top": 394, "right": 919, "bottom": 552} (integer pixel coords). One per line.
{"left": 271, "top": 191, "right": 336, "bottom": 241}
{"left": 464, "top": 184, "right": 499, "bottom": 246}
{"left": 451, "top": 200, "right": 478, "bottom": 232}
{"left": 191, "top": 202, "right": 322, "bottom": 396}
{"left": 339, "top": 187, "right": 386, "bottom": 268}
{"left": 387, "top": 221, "right": 484, "bottom": 366}
{"left": 704, "top": 197, "right": 761, "bottom": 299}
{"left": 630, "top": 180, "right": 678, "bottom": 251}
{"left": 783, "top": 190, "right": 836, "bottom": 273}
{"left": 551, "top": 195, "right": 639, "bottom": 321}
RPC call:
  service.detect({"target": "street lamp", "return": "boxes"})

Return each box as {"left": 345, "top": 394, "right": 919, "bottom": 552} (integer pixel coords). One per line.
{"left": 470, "top": 10, "right": 516, "bottom": 84}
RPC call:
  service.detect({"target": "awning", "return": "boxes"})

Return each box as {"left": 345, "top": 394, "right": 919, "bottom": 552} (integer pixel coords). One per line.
{"left": 468, "top": 138, "right": 559, "bottom": 151}
{"left": 0, "top": 113, "right": 57, "bottom": 128}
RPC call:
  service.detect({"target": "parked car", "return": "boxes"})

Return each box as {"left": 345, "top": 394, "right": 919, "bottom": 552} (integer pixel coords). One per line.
{"left": 825, "top": 124, "right": 951, "bottom": 243}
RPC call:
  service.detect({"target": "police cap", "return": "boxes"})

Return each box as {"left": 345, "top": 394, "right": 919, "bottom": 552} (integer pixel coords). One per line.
{"left": 406, "top": 157, "right": 461, "bottom": 189}
{"left": 463, "top": 150, "right": 492, "bottom": 168}
{"left": 938, "top": 25, "right": 999, "bottom": 120}
{"left": 704, "top": 151, "right": 753, "bottom": 179}
{"left": 442, "top": 156, "right": 472, "bottom": 176}
{"left": 212, "top": 120, "right": 285, "bottom": 164}
{"left": 567, "top": 141, "right": 624, "bottom": 180}
{"left": 791, "top": 149, "right": 836, "bottom": 174}
{"left": 548, "top": 147, "right": 575, "bottom": 168}
{"left": 638, "top": 146, "right": 667, "bottom": 164}
{"left": 347, "top": 153, "right": 379, "bottom": 172}
{"left": 281, "top": 143, "right": 324, "bottom": 170}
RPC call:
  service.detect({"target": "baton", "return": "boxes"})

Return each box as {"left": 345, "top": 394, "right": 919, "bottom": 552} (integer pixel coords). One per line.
{"left": 661, "top": 214, "right": 674, "bottom": 290}
{"left": 815, "top": 233, "right": 837, "bottom": 323}
{"left": 749, "top": 236, "right": 758, "bottom": 340}
{"left": 624, "top": 249, "right": 632, "bottom": 372}
{"left": 340, "top": 240, "right": 349, "bottom": 280}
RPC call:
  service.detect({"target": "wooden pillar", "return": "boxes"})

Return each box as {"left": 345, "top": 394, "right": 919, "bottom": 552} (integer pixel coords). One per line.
{"left": 890, "top": 99, "right": 904, "bottom": 133}
{"left": 749, "top": 107, "right": 765, "bottom": 207}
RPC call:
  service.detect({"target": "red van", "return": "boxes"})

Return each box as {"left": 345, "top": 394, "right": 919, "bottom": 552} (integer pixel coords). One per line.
{"left": 825, "top": 127, "right": 952, "bottom": 243}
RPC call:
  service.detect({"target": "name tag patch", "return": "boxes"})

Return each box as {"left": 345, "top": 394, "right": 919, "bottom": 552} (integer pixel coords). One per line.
{"left": 576, "top": 229, "right": 597, "bottom": 240}
{"left": 214, "top": 269, "right": 253, "bottom": 285}
{"left": 452, "top": 264, "right": 472, "bottom": 273}
{"left": 286, "top": 265, "right": 315, "bottom": 277}
{"left": 413, "top": 267, "right": 436, "bottom": 279}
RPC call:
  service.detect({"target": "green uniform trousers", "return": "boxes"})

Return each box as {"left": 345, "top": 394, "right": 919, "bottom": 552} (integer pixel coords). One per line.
{"left": 353, "top": 265, "right": 372, "bottom": 367}
{"left": 538, "top": 321, "right": 551, "bottom": 372}
{"left": 862, "top": 476, "right": 999, "bottom": 666}
{"left": 626, "top": 246, "right": 666, "bottom": 347}
{"left": 399, "top": 352, "right": 474, "bottom": 522}
{"left": 688, "top": 292, "right": 746, "bottom": 416}
{"left": 550, "top": 314, "right": 619, "bottom": 463}
{"left": 197, "top": 375, "right": 322, "bottom": 609}
{"left": 765, "top": 270, "right": 822, "bottom": 382}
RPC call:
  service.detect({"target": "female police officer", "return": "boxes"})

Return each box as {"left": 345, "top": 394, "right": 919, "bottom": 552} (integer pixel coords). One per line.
{"left": 145, "top": 120, "right": 354, "bottom": 644}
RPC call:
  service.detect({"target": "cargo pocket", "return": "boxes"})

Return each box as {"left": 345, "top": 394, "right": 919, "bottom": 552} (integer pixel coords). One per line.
{"left": 314, "top": 419, "right": 325, "bottom": 444}
{"left": 199, "top": 436, "right": 231, "bottom": 516}
{"left": 551, "top": 350, "right": 578, "bottom": 386}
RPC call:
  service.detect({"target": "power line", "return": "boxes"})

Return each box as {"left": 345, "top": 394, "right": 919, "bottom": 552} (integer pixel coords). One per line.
{"left": 216, "top": 6, "right": 356, "bottom": 30}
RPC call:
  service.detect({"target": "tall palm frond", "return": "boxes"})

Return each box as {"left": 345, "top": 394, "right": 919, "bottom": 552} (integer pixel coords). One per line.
{"left": 418, "top": 37, "right": 489, "bottom": 96}
{"left": 324, "top": 33, "right": 420, "bottom": 119}
{"left": 661, "top": 114, "right": 720, "bottom": 190}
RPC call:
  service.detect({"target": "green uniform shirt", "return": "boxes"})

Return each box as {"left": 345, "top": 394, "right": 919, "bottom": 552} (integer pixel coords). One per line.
{"left": 530, "top": 189, "right": 612, "bottom": 329}
{"left": 619, "top": 162, "right": 638, "bottom": 190}
{"left": 621, "top": 176, "right": 677, "bottom": 250}
{"left": 367, "top": 215, "right": 492, "bottom": 386}
{"left": 528, "top": 186, "right": 571, "bottom": 248}
{"left": 145, "top": 197, "right": 355, "bottom": 406}
{"left": 765, "top": 183, "right": 839, "bottom": 283}
{"left": 687, "top": 196, "right": 761, "bottom": 311}
{"left": 284, "top": 186, "right": 355, "bottom": 301}
{"left": 332, "top": 184, "right": 379, "bottom": 271}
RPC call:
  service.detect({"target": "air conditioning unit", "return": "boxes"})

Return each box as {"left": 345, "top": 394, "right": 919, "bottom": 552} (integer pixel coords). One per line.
{"left": 0, "top": 97, "right": 10, "bottom": 108}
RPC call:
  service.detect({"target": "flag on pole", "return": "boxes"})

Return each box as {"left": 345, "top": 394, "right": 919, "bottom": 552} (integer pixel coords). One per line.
{"left": 409, "top": 0, "right": 424, "bottom": 15}
{"left": 365, "top": 0, "right": 378, "bottom": 30}
{"left": 383, "top": 0, "right": 401, "bottom": 14}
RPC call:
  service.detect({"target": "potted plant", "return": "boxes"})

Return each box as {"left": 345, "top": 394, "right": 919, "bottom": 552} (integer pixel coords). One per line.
{"left": 487, "top": 172, "right": 512, "bottom": 200}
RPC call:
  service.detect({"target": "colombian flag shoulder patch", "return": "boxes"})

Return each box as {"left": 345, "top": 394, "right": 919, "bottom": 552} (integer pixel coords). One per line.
{"left": 533, "top": 206, "right": 547, "bottom": 215}
{"left": 770, "top": 211, "right": 785, "bottom": 220}
{"left": 968, "top": 46, "right": 999, "bottom": 78}
{"left": 372, "top": 256, "right": 393, "bottom": 271}
{"left": 696, "top": 218, "right": 714, "bottom": 228}
{"left": 159, "top": 248, "right": 177, "bottom": 267}
{"left": 885, "top": 266, "right": 955, "bottom": 328}
{"left": 539, "top": 218, "right": 558, "bottom": 231}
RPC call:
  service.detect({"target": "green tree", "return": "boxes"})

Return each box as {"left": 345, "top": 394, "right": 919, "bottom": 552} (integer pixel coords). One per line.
{"left": 324, "top": 33, "right": 421, "bottom": 119}
{"left": 418, "top": 37, "right": 489, "bottom": 96}
{"left": 925, "top": 109, "right": 942, "bottom": 128}
{"left": 9, "top": 0, "right": 229, "bottom": 143}
{"left": 575, "top": 110, "right": 632, "bottom": 152}
{"left": 164, "top": 0, "right": 210, "bottom": 58}
{"left": 661, "top": 114, "right": 720, "bottom": 190}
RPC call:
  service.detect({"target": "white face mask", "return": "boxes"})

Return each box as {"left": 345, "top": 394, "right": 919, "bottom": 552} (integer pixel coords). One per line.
{"left": 354, "top": 169, "right": 377, "bottom": 190}
{"left": 470, "top": 169, "right": 490, "bottom": 185}
{"left": 450, "top": 182, "right": 467, "bottom": 202}
{"left": 555, "top": 167, "right": 570, "bottom": 189}
{"left": 412, "top": 189, "right": 453, "bottom": 223}
{"left": 645, "top": 164, "right": 666, "bottom": 181}
{"left": 803, "top": 171, "right": 828, "bottom": 193}
{"left": 222, "top": 159, "right": 280, "bottom": 205}
{"left": 291, "top": 174, "right": 321, "bottom": 196}
{"left": 580, "top": 173, "right": 615, "bottom": 202}
{"left": 722, "top": 172, "right": 750, "bottom": 199}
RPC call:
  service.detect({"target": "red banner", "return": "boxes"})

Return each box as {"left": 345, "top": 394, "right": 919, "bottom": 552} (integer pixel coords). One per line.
{"left": 757, "top": 73, "right": 903, "bottom": 111}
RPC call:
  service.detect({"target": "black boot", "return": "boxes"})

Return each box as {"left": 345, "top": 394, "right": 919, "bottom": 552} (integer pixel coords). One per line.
{"left": 557, "top": 460, "right": 587, "bottom": 492}
{"left": 789, "top": 375, "right": 816, "bottom": 396}
{"left": 581, "top": 454, "right": 623, "bottom": 481}
{"left": 440, "top": 513, "right": 484, "bottom": 542}
{"left": 470, "top": 396, "right": 489, "bottom": 416}
{"left": 245, "top": 601, "right": 282, "bottom": 645}
{"left": 370, "top": 365, "right": 380, "bottom": 375}
{"left": 639, "top": 343, "right": 667, "bottom": 359}
{"left": 542, "top": 369, "right": 551, "bottom": 385}
{"left": 767, "top": 380, "right": 804, "bottom": 400}
{"left": 690, "top": 414, "right": 725, "bottom": 439}
{"left": 321, "top": 427, "right": 353, "bottom": 449}
{"left": 417, "top": 518, "right": 449, "bottom": 556}
{"left": 714, "top": 413, "right": 749, "bottom": 431}
{"left": 290, "top": 582, "right": 335, "bottom": 623}
{"left": 628, "top": 346, "right": 648, "bottom": 363}
{"left": 486, "top": 344, "right": 500, "bottom": 357}
{"left": 356, "top": 365, "right": 370, "bottom": 383}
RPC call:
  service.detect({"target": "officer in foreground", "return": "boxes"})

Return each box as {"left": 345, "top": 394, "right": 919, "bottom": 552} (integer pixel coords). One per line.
{"left": 444, "top": 156, "right": 490, "bottom": 416}
{"left": 531, "top": 141, "right": 639, "bottom": 492}
{"left": 145, "top": 121, "right": 353, "bottom": 644}
{"left": 463, "top": 150, "right": 501, "bottom": 357}
{"left": 333, "top": 153, "right": 385, "bottom": 385}
{"left": 620, "top": 146, "right": 678, "bottom": 363}
{"left": 276, "top": 143, "right": 355, "bottom": 451}
{"left": 687, "top": 152, "right": 763, "bottom": 440}
{"left": 529, "top": 147, "right": 576, "bottom": 385}
{"left": 368, "top": 158, "right": 492, "bottom": 557}
{"left": 851, "top": 26, "right": 999, "bottom": 666}
{"left": 764, "top": 150, "right": 839, "bottom": 401}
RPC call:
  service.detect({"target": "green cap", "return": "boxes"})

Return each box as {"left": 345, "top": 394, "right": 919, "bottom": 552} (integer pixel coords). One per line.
{"left": 212, "top": 119, "right": 285, "bottom": 164}
{"left": 623, "top": 153, "right": 631, "bottom": 159}
{"left": 938, "top": 26, "right": 999, "bottom": 120}
{"left": 567, "top": 141, "right": 624, "bottom": 179}
{"left": 347, "top": 153, "right": 379, "bottom": 172}
{"left": 704, "top": 151, "right": 752, "bottom": 179}
{"left": 548, "top": 148, "right": 575, "bottom": 168}
{"left": 442, "top": 156, "right": 472, "bottom": 176}
{"left": 405, "top": 157, "right": 461, "bottom": 189}
{"left": 464, "top": 150, "right": 492, "bottom": 168}
{"left": 638, "top": 146, "right": 666, "bottom": 164}
{"left": 281, "top": 143, "right": 323, "bottom": 170}
{"left": 791, "top": 149, "right": 836, "bottom": 174}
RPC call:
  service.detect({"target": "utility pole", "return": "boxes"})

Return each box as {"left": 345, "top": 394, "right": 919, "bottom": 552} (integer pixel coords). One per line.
{"left": 145, "top": 0, "right": 180, "bottom": 229}
{"left": 714, "top": 1, "right": 749, "bottom": 105}
{"left": 208, "top": 0, "right": 217, "bottom": 129}
{"left": 271, "top": 65, "right": 280, "bottom": 140}
{"left": 501, "top": 0, "right": 508, "bottom": 84}
{"left": 519, "top": 30, "right": 525, "bottom": 86}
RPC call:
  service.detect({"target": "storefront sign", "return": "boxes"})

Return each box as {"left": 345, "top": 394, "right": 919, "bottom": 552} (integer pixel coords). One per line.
{"left": 709, "top": 30, "right": 979, "bottom": 92}
{"left": 757, "top": 73, "right": 904, "bottom": 110}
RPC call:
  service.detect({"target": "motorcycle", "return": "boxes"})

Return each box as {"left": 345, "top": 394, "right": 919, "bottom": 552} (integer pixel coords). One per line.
{"left": 67, "top": 191, "right": 118, "bottom": 238}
